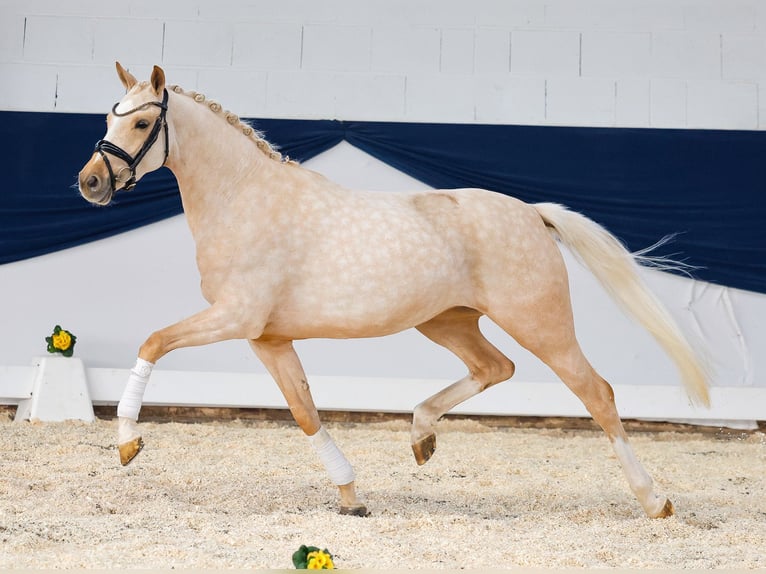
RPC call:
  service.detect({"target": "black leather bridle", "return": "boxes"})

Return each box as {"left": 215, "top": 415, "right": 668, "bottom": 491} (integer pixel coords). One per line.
{"left": 94, "top": 88, "right": 169, "bottom": 192}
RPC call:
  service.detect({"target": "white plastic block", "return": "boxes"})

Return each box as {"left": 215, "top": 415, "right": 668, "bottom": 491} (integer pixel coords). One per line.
{"left": 441, "top": 29, "right": 475, "bottom": 75}
{"left": 651, "top": 31, "right": 721, "bottom": 80}
{"left": 23, "top": 16, "right": 94, "bottom": 64}
{"left": 722, "top": 35, "right": 766, "bottom": 81}
{"left": 687, "top": 81, "right": 758, "bottom": 130}
{"left": 0, "top": 11, "right": 25, "bottom": 60}
{"left": 615, "top": 79, "right": 650, "bottom": 127}
{"left": 0, "top": 63, "right": 58, "bottom": 111}
{"left": 474, "top": 29, "right": 510, "bottom": 75}
{"left": 14, "top": 357, "right": 94, "bottom": 423}
{"left": 93, "top": 18, "right": 164, "bottom": 65}
{"left": 510, "top": 30, "right": 580, "bottom": 78}
{"left": 545, "top": 77, "right": 616, "bottom": 126}
{"left": 196, "top": 68, "right": 268, "bottom": 117}
{"left": 581, "top": 32, "right": 651, "bottom": 78}
{"left": 474, "top": 76, "right": 546, "bottom": 125}
{"left": 371, "top": 26, "right": 441, "bottom": 73}
{"left": 163, "top": 20, "right": 234, "bottom": 67}
{"left": 232, "top": 22, "right": 302, "bottom": 70}
{"left": 405, "top": 73, "right": 475, "bottom": 123}
{"left": 301, "top": 24, "right": 371, "bottom": 72}
{"left": 650, "top": 78, "right": 687, "bottom": 128}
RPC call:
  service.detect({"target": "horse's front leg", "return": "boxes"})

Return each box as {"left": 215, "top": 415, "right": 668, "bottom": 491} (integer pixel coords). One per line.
{"left": 117, "top": 304, "right": 245, "bottom": 465}
{"left": 249, "top": 338, "right": 368, "bottom": 516}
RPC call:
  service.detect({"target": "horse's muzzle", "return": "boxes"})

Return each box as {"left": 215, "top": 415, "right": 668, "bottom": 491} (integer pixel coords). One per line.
{"left": 78, "top": 156, "right": 114, "bottom": 206}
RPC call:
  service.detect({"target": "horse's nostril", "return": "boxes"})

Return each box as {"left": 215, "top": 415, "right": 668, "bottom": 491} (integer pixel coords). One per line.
{"left": 87, "top": 175, "right": 100, "bottom": 190}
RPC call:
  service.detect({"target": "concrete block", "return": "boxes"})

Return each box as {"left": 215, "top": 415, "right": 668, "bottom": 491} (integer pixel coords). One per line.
{"left": 365, "top": 2, "right": 479, "bottom": 27}
{"left": 14, "top": 357, "right": 94, "bottom": 423}
{"left": 581, "top": 32, "right": 651, "bottom": 78}
{"left": 372, "top": 26, "right": 441, "bottom": 73}
{"left": 264, "top": 70, "right": 337, "bottom": 118}
{"left": 8, "top": 0, "right": 128, "bottom": 17}
{"left": 196, "top": 68, "right": 269, "bottom": 118}
{"left": 405, "top": 73, "right": 476, "bottom": 123}
{"left": 55, "top": 65, "right": 131, "bottom": 113}
{"left": 650, "top": 79, "right": 687, "bottom": 128}
{"left": 163, "top": 20, "right": 234, "bottom": 67}
{"left": 93, "top": 18, "right": 164, "bottom": 65}
{"left": 0, "top": 63, "right": 58, "bottom": 111}
{"left": 134, "top": 0, "right": 214, "bottom": 19}
{"left": 687, "top": 81, "right": 758, "bottom": 129}
{"left": 683, "top": 2, "right": 757, "bottom": 32}
{"left": 441, "top": 29, "right": 475, "bottom": 74}
{"left": 510, "top": 30, "right": 580, "bottom": 78}
{"left": 333, "top": 73, "right": 406, "bottom": 121}
{"left": 543, "top": 1, "right": 684, "bottom": 31}
{"left": 722, "top": 34, "right": 766, "bottom": 81}
{"left": 23, "top": 15, "right": 94, "bottom": 64}
{"left": 476, "top": 1, "right": 545, "bottom": 27}
{"left": 301, "top": 24, "right": 371, "bottom": 72}
{"left": 475, "top": 29, "right": 510, "bottom": 75}
{"left": 474, "top": 76, "right": 546, "bottom": 125}
{"left": 546, "top": 77, "right": 616, "bottom": 126}
{"left": 0, "top": 11, "right": 25, "bottom": 60}
{"left": 651, "top": 31, "right": 721, "bottom": 80}
{"left": 232, "top": 22, "right": 302, "bottom": 70}
{"left": 615, "top": 79, "right": 650, "bottom": 127}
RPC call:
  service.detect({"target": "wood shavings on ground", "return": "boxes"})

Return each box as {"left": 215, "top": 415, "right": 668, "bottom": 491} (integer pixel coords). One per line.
{"left": 0, "top": 414, "right": 764, "bottom": 569}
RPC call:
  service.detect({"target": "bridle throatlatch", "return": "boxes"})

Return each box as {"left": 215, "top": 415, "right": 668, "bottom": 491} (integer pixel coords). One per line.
{"left": 94, "top": 88, "right": 169, "bottom": 192}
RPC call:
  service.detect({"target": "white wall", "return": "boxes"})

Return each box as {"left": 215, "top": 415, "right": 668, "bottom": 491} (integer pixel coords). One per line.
{"left": 2, "top": 0, "right": 765, "bottom": 128}
{"left": 1, "top": 1, "right": 764, "bottom": 422}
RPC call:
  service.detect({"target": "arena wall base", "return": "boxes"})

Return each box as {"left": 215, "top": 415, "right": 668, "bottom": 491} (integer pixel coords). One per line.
{"left": 14, "top": 356, "right": 95, "bottom": 423}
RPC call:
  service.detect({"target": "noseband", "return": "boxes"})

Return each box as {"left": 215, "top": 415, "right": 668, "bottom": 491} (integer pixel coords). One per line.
{"left": 94, "top": 88, "right": 169, "bottom": 192}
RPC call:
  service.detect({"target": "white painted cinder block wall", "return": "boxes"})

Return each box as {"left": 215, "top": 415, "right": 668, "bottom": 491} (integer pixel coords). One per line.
{"left": 1, "top": 0, "right": 765, "bottom": 128}
{"left": 1, "top": 1, "right": 765, "bottom": 420}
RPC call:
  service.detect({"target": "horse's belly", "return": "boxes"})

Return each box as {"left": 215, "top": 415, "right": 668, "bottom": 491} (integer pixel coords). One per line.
{"left": 267, "top": 260, "right": 468, "bottom": 339}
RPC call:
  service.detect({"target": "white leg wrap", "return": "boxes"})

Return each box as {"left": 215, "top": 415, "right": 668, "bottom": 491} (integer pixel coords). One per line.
{"left": 116, "top": 358, "right": 154, "bottom": 421}
{"left": 307, "top": 426, "right": 355, "bottom": 486}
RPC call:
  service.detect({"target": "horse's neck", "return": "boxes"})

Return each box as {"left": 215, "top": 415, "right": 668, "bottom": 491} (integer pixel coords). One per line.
{"left": 164, "top": 93, "right": 276, "bottom": 233}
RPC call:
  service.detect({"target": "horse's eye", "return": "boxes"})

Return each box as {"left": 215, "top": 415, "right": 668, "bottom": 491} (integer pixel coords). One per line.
{"left": 135, "top": 119, "right": 150, "bottom": 129}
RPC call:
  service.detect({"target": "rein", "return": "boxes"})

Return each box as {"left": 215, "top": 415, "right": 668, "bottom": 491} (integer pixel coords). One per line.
{"left": 94, "top": 88, "right": 169, "bottom": 192}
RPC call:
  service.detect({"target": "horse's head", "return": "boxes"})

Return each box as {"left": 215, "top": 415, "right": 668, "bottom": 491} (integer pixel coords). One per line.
{"left": 78, "top": 62, "right": 170, "bottom": 205}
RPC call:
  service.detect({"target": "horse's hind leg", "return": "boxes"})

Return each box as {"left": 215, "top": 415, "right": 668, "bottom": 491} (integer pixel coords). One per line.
{"left": 249, "top": 337, "right": 368, "bottom": 516}
{"left": 494, "top": 307, "right": 674, "bottom": 518}
{"left": 412, "top": 307, "right": 515, "bottom": 465}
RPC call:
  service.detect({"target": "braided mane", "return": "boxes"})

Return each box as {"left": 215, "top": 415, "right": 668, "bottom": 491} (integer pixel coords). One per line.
{"left": 167, "top": 84, "right": 295, "bottom": 164}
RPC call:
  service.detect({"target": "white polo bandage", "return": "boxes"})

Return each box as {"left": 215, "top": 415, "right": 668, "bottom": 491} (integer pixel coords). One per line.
{"left": 307, "top": 426, "right": 355, "bottom": 486}
{"left": 116, "top": 357, "right": 154, "bottom": 421}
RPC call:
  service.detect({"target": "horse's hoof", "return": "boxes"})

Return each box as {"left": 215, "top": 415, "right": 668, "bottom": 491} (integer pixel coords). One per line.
{"left": 339, "top": 504, "right": 370, "bottom": 517}
{"left": 118, "top": 437, "right": 144, "bottom": 466}
{"left": 654, "top": 498, "right": 675, "bottom": 518}
{"left": 412, "top": 433, "right": 436, "bottom": 466}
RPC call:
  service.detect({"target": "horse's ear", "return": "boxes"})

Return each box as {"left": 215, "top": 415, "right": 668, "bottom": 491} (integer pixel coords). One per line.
{"left": 150, "top": 65, "right": 166, "bottom": 96}
{"left": 115, "top": 61, "right": 137, "bottom": 91}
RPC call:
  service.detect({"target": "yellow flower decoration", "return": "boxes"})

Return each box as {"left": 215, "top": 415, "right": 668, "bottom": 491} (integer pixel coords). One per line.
{"left": 292, "top": 545, "right": 335, "bottom": 569}
{"left": 45, "top": 325, "right": 77, "bottom": 357}
{"left": 307, "top": 551, "right": 334, "bottom": 570}
{"left": 52, "top": 331, "right": 72, "bottom": 351}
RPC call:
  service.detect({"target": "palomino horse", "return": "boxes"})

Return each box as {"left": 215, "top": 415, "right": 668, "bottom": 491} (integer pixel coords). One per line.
{"left": 79, "top": 63, "right": 709, "bottom": 518}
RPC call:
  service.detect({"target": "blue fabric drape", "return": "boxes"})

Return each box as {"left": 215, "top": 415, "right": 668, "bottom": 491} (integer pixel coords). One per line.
{"left": 1, "top": 111, "right": 764, "bottom": 293}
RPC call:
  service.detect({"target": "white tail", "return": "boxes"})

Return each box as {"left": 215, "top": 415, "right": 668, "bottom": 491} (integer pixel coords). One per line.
{"left": 534, "top": 202, "right": 710, "bottom": 407}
